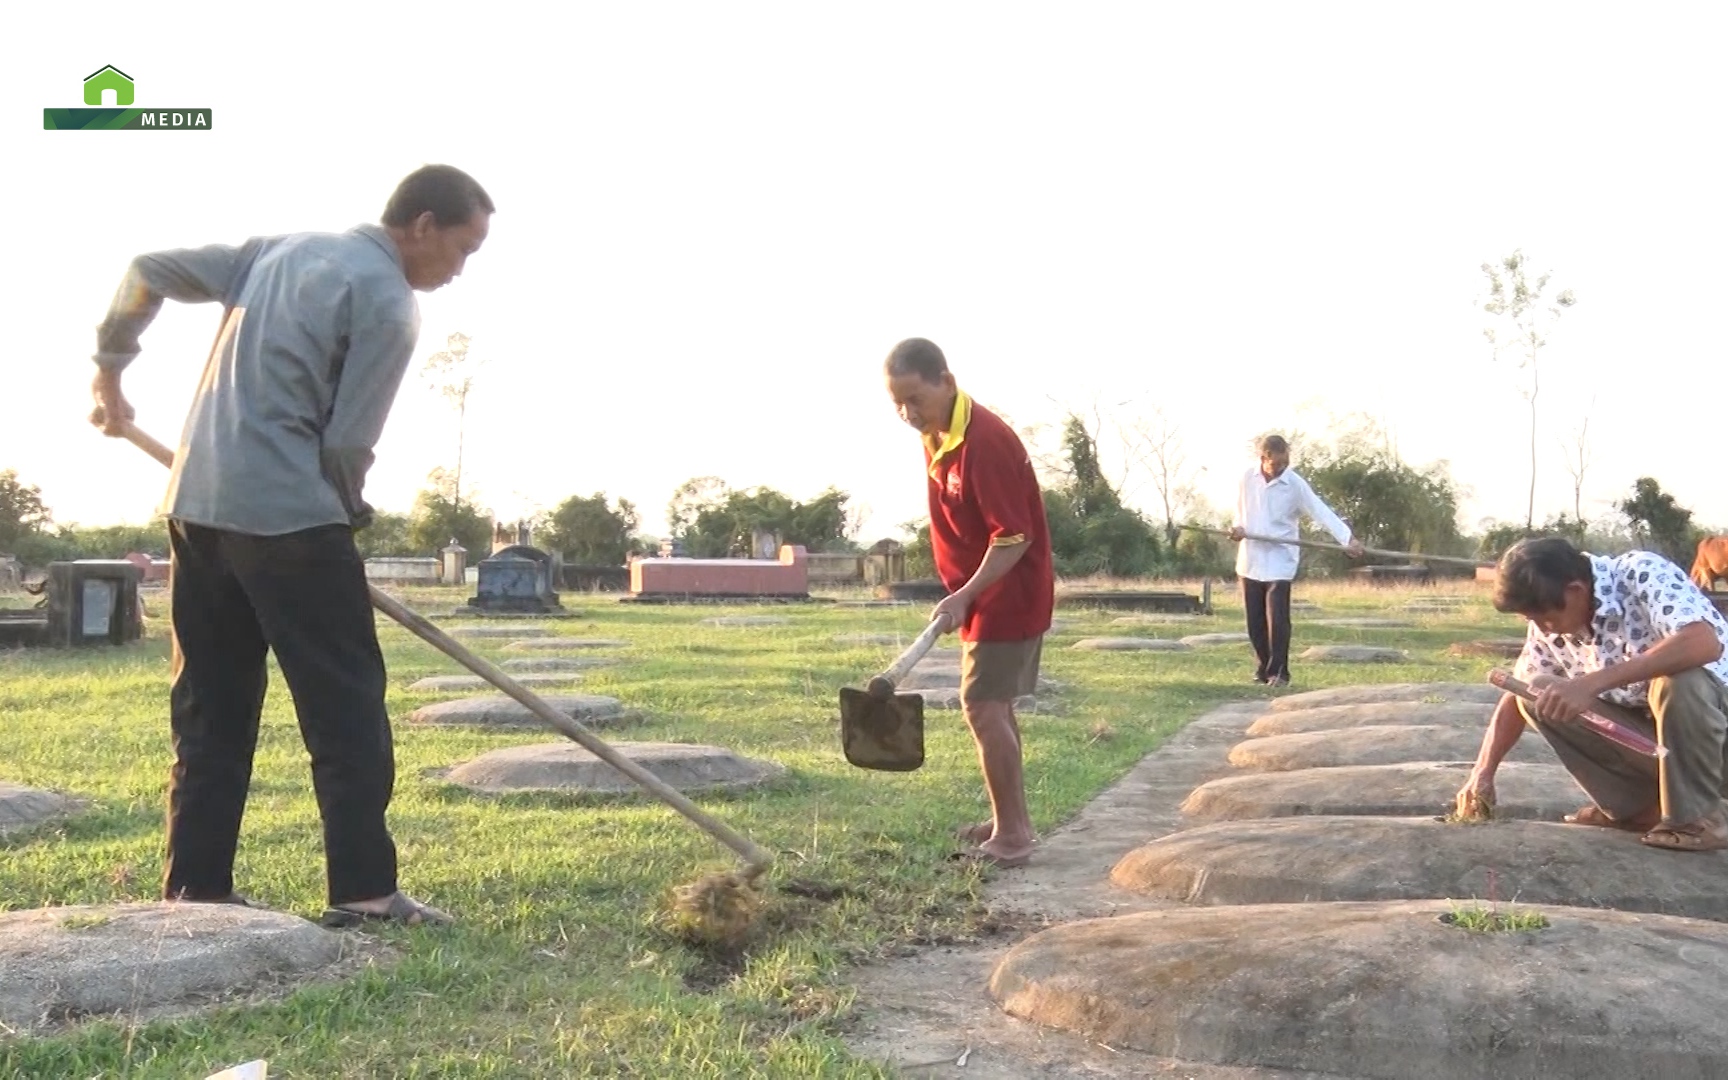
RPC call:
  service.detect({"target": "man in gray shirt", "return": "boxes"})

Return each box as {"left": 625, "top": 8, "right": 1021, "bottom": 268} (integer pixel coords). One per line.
{"left": 89, "top": 164, "right": 493, "bottom": 927}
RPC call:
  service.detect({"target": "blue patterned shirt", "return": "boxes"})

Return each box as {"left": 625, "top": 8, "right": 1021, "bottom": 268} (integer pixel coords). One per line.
{"left": 1513, "top": 550, "right": 1728, "bottom": 707}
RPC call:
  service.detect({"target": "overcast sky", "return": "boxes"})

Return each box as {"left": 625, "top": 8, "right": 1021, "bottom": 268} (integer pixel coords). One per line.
{"left": 6, "top": 2, "right": 1723, "bottom": 545}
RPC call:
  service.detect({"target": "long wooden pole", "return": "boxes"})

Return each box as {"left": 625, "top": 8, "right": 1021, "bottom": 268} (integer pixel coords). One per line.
{"left": 1181, "top": 524, "right": 1493, "bottom": 569}
{"left": 108, "top": 419, "right": 774, "bottom": 881}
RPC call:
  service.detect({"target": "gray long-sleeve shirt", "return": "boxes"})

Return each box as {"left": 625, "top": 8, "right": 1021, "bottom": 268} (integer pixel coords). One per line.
{"left": 93, "top": 224, "right": 420, "bottom": 535}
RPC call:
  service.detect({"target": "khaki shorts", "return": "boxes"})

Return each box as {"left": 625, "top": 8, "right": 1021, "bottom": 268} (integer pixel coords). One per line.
{"left": 960, "top": 636, "right": 1044, "bottom": 706}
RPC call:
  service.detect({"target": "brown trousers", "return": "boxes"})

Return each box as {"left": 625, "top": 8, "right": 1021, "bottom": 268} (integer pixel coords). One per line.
{"left": 1518, "top": 667, "right": 1728, "bottom": 825}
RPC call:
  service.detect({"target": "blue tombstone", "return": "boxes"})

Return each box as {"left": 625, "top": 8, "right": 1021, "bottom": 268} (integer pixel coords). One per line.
{"left": 468, "top": 544, "right": 563, "bottom": 613}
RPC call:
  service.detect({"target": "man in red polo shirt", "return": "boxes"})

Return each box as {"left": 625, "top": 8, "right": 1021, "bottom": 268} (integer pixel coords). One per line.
{"left": 884, "top": 337, "right": 1055, "bottom": 868}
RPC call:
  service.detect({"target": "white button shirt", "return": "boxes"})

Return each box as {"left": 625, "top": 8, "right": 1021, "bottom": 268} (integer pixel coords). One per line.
{"left": 1233, "top": 466, "right": 1353, "bottom": 582}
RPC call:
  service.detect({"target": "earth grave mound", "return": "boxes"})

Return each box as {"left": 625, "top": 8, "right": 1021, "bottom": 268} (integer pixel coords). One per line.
{"left": 1267, "top": 681, "right": 1504, "bottom": 711}
{"left": 1110, "top": 816, "right": 1728, "bottom": 919}
{"left": 500, "top": 657, "right": 617, "bottom": 673}
{"left": 1179, "top": 761, "right": 1583, "bottom": 822}
{"left": 1298, "top": 644, "right": 1406, "bottom": 662}
{"left": 0, "top": 902, "right": 372, "bottom": 1038}
{"left": 504, "top": 638, "right": 630, "bottom": 651}
{"left": 1245, "top": 700, "right": 1492, "bottom": 736}
{"left": 1308, "top": 617, "right": 1413, "bottom": 628}
{"left": 988, "top": 899, "right": 1728, "bottom": 1080}
{"left": 407, "top": 694, "right": 631, "bottom": 728}
{"left": 408, "top": 673, "right": 583, "bottom": 692}
{"left": 0, "top": 782, "right": 85, "bottom": 838}
{"left": 439, "top": 741, "right": 784, "bottom": 796}
{"left": 1227, "top": 723, "right": 1555, "bottom": 771}
{"left": 1070, "top": 637, "right": 1191, "bottom": 652}
{"left": 1448, "top": 638, "right": 1527, "bottom": 659}
{"left": 447, "top": 625, "right": 553, "bottom": 639}
{"left": 1178, "top": 632, "right": 1250, "bottom": 647}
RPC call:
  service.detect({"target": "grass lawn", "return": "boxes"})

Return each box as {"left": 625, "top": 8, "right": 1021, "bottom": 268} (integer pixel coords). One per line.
{"left": 0, "top": 577, "right": 1523, "bottom": 1078}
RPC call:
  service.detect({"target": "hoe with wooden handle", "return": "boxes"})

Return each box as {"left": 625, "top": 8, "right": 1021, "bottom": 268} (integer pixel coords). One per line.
{"left": 95, "top": 415, "right": 775, "bottom": 891}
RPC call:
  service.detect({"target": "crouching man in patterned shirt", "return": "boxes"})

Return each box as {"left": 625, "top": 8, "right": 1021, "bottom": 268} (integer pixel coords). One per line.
{"left": 1456, "top": 536, "right": 1728, "bottom": 852}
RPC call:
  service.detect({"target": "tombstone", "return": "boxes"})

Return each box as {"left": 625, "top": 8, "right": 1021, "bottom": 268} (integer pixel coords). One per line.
{"left": 467, "top": 544, "right": 563, "bottom": 614}
{"left": 441, "top": 540, "right": 468, "bottom": 586}
{"left": 43, "top": 560, "right": 143, "bottom": 647}
{"left": 751, "top": 527, "right": 781, "bottom": 560}
{"left": 0, "top": 554, "right": 19, "bottom": 591}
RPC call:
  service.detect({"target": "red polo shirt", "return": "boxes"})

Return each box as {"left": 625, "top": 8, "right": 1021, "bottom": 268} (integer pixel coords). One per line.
{"left": 924, "top": 391, "right": 1054, "bottom": 643}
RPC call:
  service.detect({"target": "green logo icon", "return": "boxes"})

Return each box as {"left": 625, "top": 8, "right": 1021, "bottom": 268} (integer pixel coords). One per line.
{"left": 84, "top": 65, "right": 134, "bottom": 106}
{"left": 45, "top": 67, "right": 211, "bottom": 131}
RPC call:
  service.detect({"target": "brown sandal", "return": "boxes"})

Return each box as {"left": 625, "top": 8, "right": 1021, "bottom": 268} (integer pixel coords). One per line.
{"left": 954, "top": 821, "right": 994, "bottom": 845}
{"left": 1641, "top": 818, "right": 1728, "bottom": 853}
{"left": 320, "top": 891, "right": 454, "bottom": 928}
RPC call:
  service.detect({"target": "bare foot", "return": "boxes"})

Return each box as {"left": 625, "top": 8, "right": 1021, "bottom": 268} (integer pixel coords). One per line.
{"left": 976, "top": 836, "right": 1035, "bottom": 867}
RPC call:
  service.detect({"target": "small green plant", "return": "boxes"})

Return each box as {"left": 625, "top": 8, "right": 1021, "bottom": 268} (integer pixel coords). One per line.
{"left": 1442, "top": 902, "right": 1549, "bottom": 932}
{"left": 57, "top": 914, "right": 111, "bottom": 931}
{"left": 1442, "top": 869, "right": 1548, "bottom": 931}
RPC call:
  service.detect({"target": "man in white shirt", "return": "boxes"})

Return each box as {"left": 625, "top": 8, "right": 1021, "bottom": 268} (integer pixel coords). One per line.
{"left": 1229, "top": 434, "right": 1363, "bottom": 686}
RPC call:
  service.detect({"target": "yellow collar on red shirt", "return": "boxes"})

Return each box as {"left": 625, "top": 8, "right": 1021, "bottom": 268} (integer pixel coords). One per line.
{"left": 924, "top": 390, "right": 972, "bottom": 478}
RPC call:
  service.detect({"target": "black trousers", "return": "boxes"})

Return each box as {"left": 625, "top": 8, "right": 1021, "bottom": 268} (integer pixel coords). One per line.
{"left": 1242, "top": 577, "right": 1293, "bottom": 681}
{"left": 164, "top": 520, "right": 397, "bottom": 906}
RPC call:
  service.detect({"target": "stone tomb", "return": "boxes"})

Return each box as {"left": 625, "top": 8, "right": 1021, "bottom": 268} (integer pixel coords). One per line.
{"left": 0, "top": 902, "right": 369, "bottom": 1038}
{"left": 467, "top": 545, "right": 564, "bottom": 614}
{"left": 989, "top": 900, "right": 1728, "bottom": 1080}
{"left": 440, "top": 741, "right": 784, "bottom": 797}
{"left": 1180, "top": 761, "right": 1583, "bottom": 822}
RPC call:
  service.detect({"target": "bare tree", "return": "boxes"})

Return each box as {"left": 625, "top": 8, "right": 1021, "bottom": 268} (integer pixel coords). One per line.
{"left": 1481, "top": 250, "right": 1577, "bottom": 531}
{"left": 421, "top": 331, "right": 486, "bottom": 510}
{"left": 1124, "top": 406, "right": 1195, "bottom": 545}
{"left": 1560, "top": 398, "right": 1594, "bottom": 525}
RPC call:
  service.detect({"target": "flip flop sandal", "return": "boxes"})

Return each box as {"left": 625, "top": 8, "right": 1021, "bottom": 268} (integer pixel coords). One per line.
{"left": 1563, "top": 805, "right": 1652, "bottom": 832}
{"left": 954, "top": 821, "right": 994, "bottom": 845}
{"left": 319, "top": 891, "right": 454, "bottom": 929}
{"left": 945, "top": 846, "right": 1032, "bottom": 870}
{"left": 1640, "top": 821, "right": 1728, "bottom": 853}
{"left": 169, "top": 892, "right": 254, "bottom": 907}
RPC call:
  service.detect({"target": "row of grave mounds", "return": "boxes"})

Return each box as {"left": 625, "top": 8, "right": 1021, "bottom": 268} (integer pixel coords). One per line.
{"left": 980, "top": 676, "right": 1728, "bottom": 1079}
